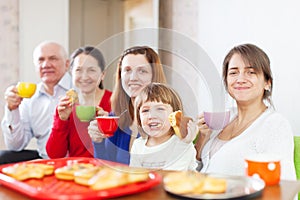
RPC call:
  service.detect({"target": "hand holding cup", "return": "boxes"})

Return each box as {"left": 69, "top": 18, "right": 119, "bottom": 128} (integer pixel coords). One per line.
{"left": 96, "top": 116, "right": 119, "bottom": 137}
{"left": 195, "top": 113, "right": 213, "bottom": 160}
{"left": 87, "top": 106, "right": 119, "bottom": 142}
{"left": 4, "top": 85, "right": 23, "bottom": 111}
{"left": 88, "top": 120, "right": 108, "bottom": 142}
{"left": 196, "top": 113, "right": 213, "bottom": 137}
{"left": 96, "top": 106, "right": 109, "bottom": 116}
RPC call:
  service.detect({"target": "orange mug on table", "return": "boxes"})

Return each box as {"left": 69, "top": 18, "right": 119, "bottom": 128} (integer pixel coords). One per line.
{"left": 245, "top": 154, "right": 281, "bottom": 186}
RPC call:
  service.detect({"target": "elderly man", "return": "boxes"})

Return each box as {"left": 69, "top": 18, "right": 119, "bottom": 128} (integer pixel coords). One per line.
{"left": 0, "top": 41, "right": 72, "bottom": 164}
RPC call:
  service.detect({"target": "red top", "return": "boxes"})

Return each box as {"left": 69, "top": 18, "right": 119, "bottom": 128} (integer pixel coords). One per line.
{"left": 46, "top": 90, "right": 112, "bottom": 158}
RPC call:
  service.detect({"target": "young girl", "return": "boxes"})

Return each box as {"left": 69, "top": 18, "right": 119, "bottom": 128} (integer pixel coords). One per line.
{"left": 130, "top": 83, "right": 198, "bottom": 170}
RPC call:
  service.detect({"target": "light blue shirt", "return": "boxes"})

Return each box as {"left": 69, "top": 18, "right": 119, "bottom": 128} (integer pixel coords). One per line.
{"left": 1, "top": 72, "right": 72, "bottom": 158}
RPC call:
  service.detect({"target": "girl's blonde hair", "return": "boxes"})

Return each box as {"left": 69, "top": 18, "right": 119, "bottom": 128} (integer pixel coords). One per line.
{"left": 135, "top": 83, "right": 183, "bottom": 135}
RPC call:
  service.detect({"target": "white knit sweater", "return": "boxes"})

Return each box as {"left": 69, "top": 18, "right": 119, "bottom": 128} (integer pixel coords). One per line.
{"left": 200, "top": 107, "right": 296, "bottom": 181}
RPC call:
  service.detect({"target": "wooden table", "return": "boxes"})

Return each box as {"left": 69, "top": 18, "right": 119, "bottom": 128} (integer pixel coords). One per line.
{"left": 113, "top": 180, "right": 300, "bottom": 200}
{"left": 0, "top": 171, "right": 299, "bottom": 200}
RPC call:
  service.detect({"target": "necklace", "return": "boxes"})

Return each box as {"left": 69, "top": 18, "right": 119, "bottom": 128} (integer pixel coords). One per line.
{"left": 220, "top": 106, "right": 267, "bottom": 140}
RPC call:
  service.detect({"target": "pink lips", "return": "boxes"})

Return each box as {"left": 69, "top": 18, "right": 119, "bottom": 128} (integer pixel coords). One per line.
{"left": 234, "top": 86, "right": 250, "bottom": 90}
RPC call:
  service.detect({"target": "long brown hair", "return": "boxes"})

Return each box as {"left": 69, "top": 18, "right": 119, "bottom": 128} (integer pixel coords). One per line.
{"left": 111, "top": 46, "right": 167, "bottom": 129}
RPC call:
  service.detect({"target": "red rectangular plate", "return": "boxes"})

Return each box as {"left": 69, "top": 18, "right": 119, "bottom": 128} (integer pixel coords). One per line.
{"left": 0, "top": 157, "right": 162, "bottom": 199}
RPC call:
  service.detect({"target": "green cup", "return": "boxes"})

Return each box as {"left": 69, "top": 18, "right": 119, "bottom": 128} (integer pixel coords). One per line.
{"left": 75, "top": 105, "right": 96, "bottom": 122}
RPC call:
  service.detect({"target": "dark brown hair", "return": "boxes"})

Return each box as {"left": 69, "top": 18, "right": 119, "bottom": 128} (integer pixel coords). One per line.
{"left": 70, "top": 46, "right": 105, "bottom": 89}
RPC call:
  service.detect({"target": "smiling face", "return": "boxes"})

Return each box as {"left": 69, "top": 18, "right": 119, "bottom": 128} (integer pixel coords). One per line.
{"left": 227, "top": 53, "right": 270, "bottom": 104}
{"left": 72, "top": 54, "right": 103, "bottom": 94}
{"left": 120, "top": 54, "right": 153, "bottom": 98}
{"left": 34, "top": 43, "right": 69, "bottom": 87}
{"left": 139, "top": 101, "right": 173, "bottom": 138}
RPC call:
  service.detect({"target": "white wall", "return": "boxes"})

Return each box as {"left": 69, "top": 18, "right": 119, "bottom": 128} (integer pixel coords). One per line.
{"left": 18, "top": 0, "right": 300, "bottom": 136}
{"left": 197, "top": 0, "right": 300, "bottom": 135}
{"left": 18, "top": 0, "right": 69, "bottom": 149}
{"left": 19, "top": 0, "right": 69, "bottom": 83}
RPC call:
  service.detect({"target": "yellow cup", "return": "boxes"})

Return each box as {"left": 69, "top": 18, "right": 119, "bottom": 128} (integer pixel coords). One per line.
{"left": 17, "top": 82, "right": 37, "bottom": 98}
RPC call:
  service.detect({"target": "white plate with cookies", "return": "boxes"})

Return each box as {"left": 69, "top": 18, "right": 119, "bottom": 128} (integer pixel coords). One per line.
{"left": 163, "top": 171, "right": 265, "bottom": 199}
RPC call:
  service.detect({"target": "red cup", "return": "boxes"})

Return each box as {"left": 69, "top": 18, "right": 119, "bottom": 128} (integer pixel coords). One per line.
{"left": 96, "top": 116, "right": 119, "bottom": 137}
{"left": 245, "top": 154, "right": 281, "bottom": 186}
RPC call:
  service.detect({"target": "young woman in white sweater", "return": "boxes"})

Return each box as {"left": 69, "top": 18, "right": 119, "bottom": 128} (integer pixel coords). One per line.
{"left": 195, "top": 43, "right": 296, "bottom": 181}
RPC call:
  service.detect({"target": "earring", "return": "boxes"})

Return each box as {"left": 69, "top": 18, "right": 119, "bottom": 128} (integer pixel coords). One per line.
{"left": 265, "top": 85, "right": 271, "bottom": 92}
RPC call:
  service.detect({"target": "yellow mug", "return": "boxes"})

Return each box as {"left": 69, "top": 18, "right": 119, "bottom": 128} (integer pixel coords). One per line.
{"left": 17, "top": 82, "right": 37, "bottom": 98}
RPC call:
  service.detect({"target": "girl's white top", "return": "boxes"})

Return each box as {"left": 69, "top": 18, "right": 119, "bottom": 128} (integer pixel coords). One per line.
{"left": 130, "top": 135, "right": 197, "bottom": 171}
